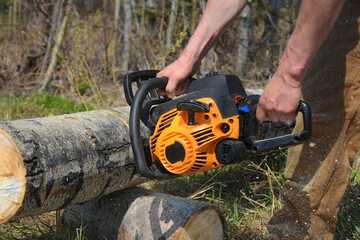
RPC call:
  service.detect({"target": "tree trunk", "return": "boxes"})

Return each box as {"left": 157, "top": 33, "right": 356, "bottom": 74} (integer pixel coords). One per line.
{"left": 140, "top": 0, "right": 145, "bottom": 37}
{"left": 121, "top": 0, "right": 132, "bottom": 72}
{"left": 102, "top": 0, "right": 112, "bottom": 77}
{"left": 165, "top": 0, "right": 179, "bottom": 50}
{"left": 130, "top": 0, "right": 150, "bottom": 70}
{"left": 236, "top": 1, "right": 251, "bottom": 77}
{"left": 0, "top": 106, "right": 152, "bottom": 223}
{"left": 191, "top": 0, "right": 198, "bottom": 34}
{"left": 39, "top": 0, "right": 74, "bottom": 92}
{"left": 113, "top": 0, "right": 122, "bottom": 75}
{"left": 38, "top": 1, "right": 63, "bottom": 81}
{"left": 62, "top": 187, "right": 225, "bottom": 240}
{"left": 12, "top": 0, "right": 18, "bottom": 31}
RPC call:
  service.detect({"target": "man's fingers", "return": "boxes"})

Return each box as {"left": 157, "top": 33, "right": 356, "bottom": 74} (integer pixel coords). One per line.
{"left": 175, "top": 80, "right": 190, "bottom": 96}
{"left": 165, "top": 79, "right": 177, "bottom": 98}
{"left": 157, "top": 88, "right": 166, "bottom": 96}
{"left": 257, "top": 104, "right": 297, "bottom": 122}
{"left": 267, "top": 111, "right": 280, "bottom": 122}
{"left": 156, "top": 78, "right": 190, "bottom": 98}
{"left": 256, "top": 105, "right": 269, "bottom": 121}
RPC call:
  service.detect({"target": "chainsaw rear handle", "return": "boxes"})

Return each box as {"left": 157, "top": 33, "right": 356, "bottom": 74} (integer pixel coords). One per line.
{"left": 250, "top": 100, "right": 312, "bottom": 153}
{"left": 129, "top": 77, "right": 176, "bottom": 179}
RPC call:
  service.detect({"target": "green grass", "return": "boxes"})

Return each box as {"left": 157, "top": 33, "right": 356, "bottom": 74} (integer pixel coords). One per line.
{"left": 0, "top": 93, "right": 92, "bottom": 121}
{"left": 0, "top": 218, "right": 88, "bottom": 240}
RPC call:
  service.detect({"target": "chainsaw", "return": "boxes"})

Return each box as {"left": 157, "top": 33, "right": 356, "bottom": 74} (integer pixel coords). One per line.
{"left": 124, "top": 70, "right": 311, "bottom": 180}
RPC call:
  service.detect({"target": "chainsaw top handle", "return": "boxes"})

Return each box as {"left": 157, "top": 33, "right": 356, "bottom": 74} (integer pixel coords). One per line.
{"left": 129, "top": 76, "right": 176, "bottom": 179}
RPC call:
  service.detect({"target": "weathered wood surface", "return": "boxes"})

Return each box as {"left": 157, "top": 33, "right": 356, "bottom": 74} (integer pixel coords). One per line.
{"left": 0, "top": 128, "right": 27, "bottom": 224}
{"left": 0, "top": 106, "right": 151, "bottom": 222}
{"left": 62, "top": 187, "right": 225, "bottom": 240}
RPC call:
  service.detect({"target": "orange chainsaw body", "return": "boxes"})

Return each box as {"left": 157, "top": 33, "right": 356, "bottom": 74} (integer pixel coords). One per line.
{"left": 149, "top": 97, "right": 240, "bottom": 176}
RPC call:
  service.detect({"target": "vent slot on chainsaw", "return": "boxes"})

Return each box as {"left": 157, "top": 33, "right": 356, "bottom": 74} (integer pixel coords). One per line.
{"left": 189, "top": 152, "right": 208, "bottom": 172}
{"left": 191, "top": 127, "right": 215, "bottom": 146}
{"left": 150, "top": 109, "right": 177, "bottom": 153}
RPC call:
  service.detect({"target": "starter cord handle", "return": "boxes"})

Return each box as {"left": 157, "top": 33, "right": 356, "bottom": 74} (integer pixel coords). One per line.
{"left": 129, "top": 77, "right": 176, "bottom": 179}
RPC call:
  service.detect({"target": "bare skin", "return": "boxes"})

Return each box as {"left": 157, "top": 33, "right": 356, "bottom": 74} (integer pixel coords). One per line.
{"left": 256, "top": 0, "right": 345, "bottom": 122}
{"left": 157, "top": 0, "right": 345, "bottom": 122}
{"left": 157, "top": 0, "right": 247, "bottom": 98}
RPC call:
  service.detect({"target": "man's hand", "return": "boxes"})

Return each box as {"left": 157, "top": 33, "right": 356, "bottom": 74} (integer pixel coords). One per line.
{"left": 157, "top": 0, "right": 247, "bottom": 98}
{"left": 256, "top": 0, "right": 344, "bottom": 122}
{"left": 156, "top": 58, "right": 195, "bottom": 98}
{"left": 256, "top": 71, "right": 302, "bottom": 122}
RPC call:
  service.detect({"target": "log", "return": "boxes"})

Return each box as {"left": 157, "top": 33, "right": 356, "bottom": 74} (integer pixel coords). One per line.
{"left": 61, "top": 187, "right": 225, "bottom": 240}
{"left": 0, "top": 128, "right": 26, "bottom": 224}
{"left": 0, "top": 106, "right": 150, "bottom": 223}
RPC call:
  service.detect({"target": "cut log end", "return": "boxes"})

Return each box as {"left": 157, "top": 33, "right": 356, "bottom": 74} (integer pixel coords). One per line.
{"left": 179, "top": 207, "right": 224, "bottom": 239}
{"left": 0, "top": 128, "right": 27, "bottom": 224}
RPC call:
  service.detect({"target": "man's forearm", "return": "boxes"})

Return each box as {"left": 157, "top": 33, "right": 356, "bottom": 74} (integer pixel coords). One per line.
{"left": 157, "top": 0, "right": 246, "bottom": 98}
{"left": 256, "top": 0, "right": 345, "bottom": 122}
{"left": 179, "top": 0, "right": 247, "bottom": 69}
{"left": 279, "top": 0, "right": 345, "bottom": 84}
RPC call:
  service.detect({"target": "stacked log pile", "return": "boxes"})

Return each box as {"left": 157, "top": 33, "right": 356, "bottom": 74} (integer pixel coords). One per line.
{"left": 0, "top": 106, "right": 225, "bottom": 239}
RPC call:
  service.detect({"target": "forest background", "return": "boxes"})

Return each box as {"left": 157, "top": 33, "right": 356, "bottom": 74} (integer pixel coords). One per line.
{"left": 0, "top": 0, "right": 359, "bottom": 239}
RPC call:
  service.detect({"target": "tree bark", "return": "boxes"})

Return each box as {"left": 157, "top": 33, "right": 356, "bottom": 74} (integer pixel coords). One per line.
{"left": 62, "top": 187, "right": 225, "bottom": 240}
{"left": 0, "top": 106, "right": 152, "bottom": 223}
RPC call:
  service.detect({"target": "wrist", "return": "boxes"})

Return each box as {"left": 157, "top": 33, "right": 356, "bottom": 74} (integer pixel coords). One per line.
{"left": 175, "top": 51, "right": 198, "bottom": 77}
{"left": 178, "top": 33, "right": 207, "bottom": 73}
{"left": 276, "top": 41, "right": 309, "bottom": 88}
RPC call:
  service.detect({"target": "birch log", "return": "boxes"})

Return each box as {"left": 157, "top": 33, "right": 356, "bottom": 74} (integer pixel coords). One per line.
{"left": 0, "top": 106, "right": 150, "bottom": 223}
{"left": 62, "top": 187, "right": 225, "bottom": 240}
{"left": 0, "top": 128, "right": 27, "bottom": 224}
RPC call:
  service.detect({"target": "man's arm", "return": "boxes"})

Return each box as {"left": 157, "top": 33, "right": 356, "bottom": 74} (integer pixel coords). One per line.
{"left": 157, "top": 0, "right": 247, "bottom": 98}
{"left": 256, "top": 0, "right": 345, "bottom": 122}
